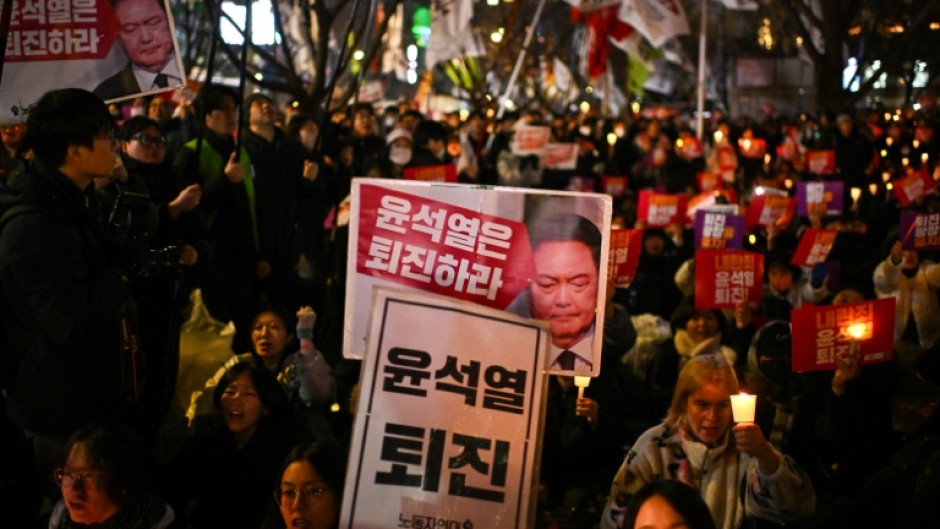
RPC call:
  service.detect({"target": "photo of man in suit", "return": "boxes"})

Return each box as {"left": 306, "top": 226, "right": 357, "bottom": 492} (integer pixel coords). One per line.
{"left": 94, "top": 0, "right": 183, "bottom": 101}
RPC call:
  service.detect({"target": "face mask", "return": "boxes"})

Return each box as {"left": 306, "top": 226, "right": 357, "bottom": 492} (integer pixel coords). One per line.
{"left": 389, "top": 146, "right": 412, "bottom": 165}
{"left": 384, "top": 117, "right": 397, "bottom": 129}
{"left": 130, "top": 107, "right": 146, "bottom": 117}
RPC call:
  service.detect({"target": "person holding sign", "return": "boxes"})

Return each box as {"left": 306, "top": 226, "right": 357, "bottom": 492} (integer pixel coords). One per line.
{"left": 873, "top": 240, "right": 940, "bottom": 348}
{"left": 94, "top": 0, "right": 183, "bottom": 101}
{"left": 601, "top": 354, "right": 816, "bottom": 529}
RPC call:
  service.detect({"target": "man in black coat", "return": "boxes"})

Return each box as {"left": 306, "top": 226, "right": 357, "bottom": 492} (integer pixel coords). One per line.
{"left": 0, "top": 88, "right": 139, "bottom": 517}
{"left": 94, "top": 0, "right": 182, "bottom": 101}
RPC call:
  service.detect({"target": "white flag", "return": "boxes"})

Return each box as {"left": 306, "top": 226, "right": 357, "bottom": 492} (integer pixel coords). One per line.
{"left": 618, "top": 0, "right": 690, "bottom": 48}
{"left": 610, "top": 28, "right": 656, "bottom": 72}
{"left": 426, "top": 0, "right": 475, "bottom": 68}
{"left": 381, "top": 3, "right": 408, "bottom": 81}
{"left": 716, "top": 0, "right": 758, "bottom": 10}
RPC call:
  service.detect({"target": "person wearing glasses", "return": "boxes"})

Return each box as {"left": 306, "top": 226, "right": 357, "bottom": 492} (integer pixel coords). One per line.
{"left": 49, "top": 424, "right": 174, "bottom": 528}
{"left": 261, "top": 440, "right": 347, "bottom": 529}
{"left": 159, "top": 360, "right": 304, "bottom": 529}
{"left": 0, "top": 88, "right": 141, "bottom": 521}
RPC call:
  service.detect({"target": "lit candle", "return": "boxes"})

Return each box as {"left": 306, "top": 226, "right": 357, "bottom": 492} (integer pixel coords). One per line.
{"left": 903, "top": 157, "right": 910, "bottom": 167}
{"left": 607, "top": 132, "right": 617, "bottom": 147}
{"left": 886, "top": 137, "right": 894, "bottom": 147}
{"left": 784, "top": 178, "right": 793, "bottom": 190}
{"left": 881, "top": 149, "right": 888, "bottom": 158}
{"left": 730, "top": 392, "right": 757, "bottom": 423}
{"left": 851, "top": 187, "right": 862, "bottom": 202}
{"left": 764, "top": 153, "right": 771, "bottom": 165}
{"left": 913, "top": 139, "right": 921, "bottom": 150}
{"left": 882, "top": 171, "right": 891, "bottom": 183}
{"left": 574, "top": 376, "right": 591, "bottom": 400}
{"left": 714, "top": 130, "right": 724, "bottom": 143}
{"left": 923, "top": 153, "right": 930, "bottom": 164}
{"left": 869, "top": 183, "right": 878, "bottom": 196}
{"left": 676, "top": 138, "right": 685, "bottom": 148}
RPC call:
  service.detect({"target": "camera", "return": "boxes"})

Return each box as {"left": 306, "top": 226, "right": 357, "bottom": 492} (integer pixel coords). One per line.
{"left": 108, "top": 188, "right": 180, "bottom": 278}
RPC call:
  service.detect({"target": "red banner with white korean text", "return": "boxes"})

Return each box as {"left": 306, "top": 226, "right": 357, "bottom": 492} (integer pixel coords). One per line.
{"left": 638, "top": 190, "right": 688, "bottom": 227}
{"left": 694, "top": 250, "right": 764, "bottom": 309}
{"left": 403, "top": 164, "right": 458, "bottom": 183}
{"left": 791, "top": 228, "right": 837, "bottom": 267}
{"left": 608, "top": 228, "right": 643, "bottom": 286}
{"left": 790, "top": 298, "right": 896, "bottom": 372}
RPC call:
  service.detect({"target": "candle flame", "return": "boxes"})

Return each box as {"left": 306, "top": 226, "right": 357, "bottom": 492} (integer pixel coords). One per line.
{"left": 847, "top": 323, "right": 867, "bottom": 340}
{"left": 573, "top": 376, "right": 592, "bottom": 388}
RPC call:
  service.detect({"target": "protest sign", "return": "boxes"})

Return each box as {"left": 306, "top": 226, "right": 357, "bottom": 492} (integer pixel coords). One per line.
{"left": 0, "top": 0, "right": 186, "bottom": 119}
{"left": 694, "top": 210, "right": 745, "bottom": 250}
{"left": 403, "top": 164, "right": 458, "bottom": 183}
{"left": 608, "top": 228, "right": 643, "bottom": 286}
{"left": 806, "top": 150, "right": 836, "bottom": 175}
{"left": 676, "top": 136, "right": 703, "bottom": 159}
{"left": 790, "top": 298, "right": 896, "bottom": 372}
{"left": 745, "top": 193, "right": 794, "bottom": 229}
{"left": 694, "top": 250, "right": 763, "bottom": 309}
{"left": 893, "top": 171, "right": 937, "bottom": 206}
{"left": 796, "top": 181, "right": 844, "bottom": 217}
{"left": 738, "top": 137, "right": 766, "bottom": 159}
{"left": 542, "top": 143, "right": 578, "bottom": 170}
{"left": 347, "top": 179, "right": 612, "bottom": 376}
{"left": 340, "top": 289, "right": 549, "bottom": 529}
{"left": 601, "top": 175, "right": 629, "bottom": 197}
{"left": 637, "top": 190, "right": 687, "bottom": 227}
{"left": 791, "top": 228, "right": 837, "bottom": 267}
{"left": 510, "top": 126, "right": 552, "bottom": 155}
{"left": 899, "top": 210, "right": 940, "bottom": 251}
{"left": 696, "top": 172, "right": 722, "bottom": 192}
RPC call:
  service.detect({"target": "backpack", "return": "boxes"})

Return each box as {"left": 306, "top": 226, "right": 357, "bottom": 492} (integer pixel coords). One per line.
{"left": 0, "top": 203, "right": 43, "bottom": 390}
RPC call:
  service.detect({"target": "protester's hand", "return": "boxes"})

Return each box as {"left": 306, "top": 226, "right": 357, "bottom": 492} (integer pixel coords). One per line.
{"left": 179, "top": 244, "right": 198, "bottom": 266}
{"left": 575, "top": 397, "right": 599, "bottom": 428}
{"left": 832, "top": 345, "right": 861, "bottom": 397}
{"left": 303, "top": 160, "right": 319, "bottom": 182}
{"left": 890, "top": 240, "right": 903, "bottom": 265}
{"left": 256, "top": 259, "right": 271, "bottom": 278}
{"left": 339, "top": 146, "right": 354, "bottom": 167}
{"left": 807, "top": 202, "right": 825, "bottom": 228}
{"left": 665, "top": 222, "right": 684, "bottom": 245}
{"left": 224, "top": 152, "right": 244, "bottom": 183}
{"left": 170, "top": 184, "right": 202, "bottom": 216}
{"left": 733, "top": 422, "right": 779, "bottom": 474}
{"left": 296, "top": 306, "right": 316, "bottom": 341}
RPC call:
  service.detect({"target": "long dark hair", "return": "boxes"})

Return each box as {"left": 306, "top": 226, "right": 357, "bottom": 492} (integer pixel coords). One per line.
{"left": 60, "top": 424, "right": 151, "bottom": 507}
{"left": 261, "top": 440, "right": 349, "bottom": 529}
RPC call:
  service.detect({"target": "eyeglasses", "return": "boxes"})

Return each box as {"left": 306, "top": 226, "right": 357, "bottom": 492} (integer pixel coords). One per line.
{"left": 274, "top": 486, "right": 327, "bottom": 507}
{"left": 130, "top": 134, "right": 167, "bottom": 147}
{"left": 54, "top": 468, "right": 103, "bottom": 489}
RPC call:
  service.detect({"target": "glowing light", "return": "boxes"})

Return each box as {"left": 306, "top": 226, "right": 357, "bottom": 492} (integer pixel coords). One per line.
{"left": 881, "top": 149, "right": 888, "bottom": 158}
{"left": 886, "top": 137, "right": 894, "bottom": 147}
{"left": 851, "top": 187, "right": 862, "bottom": 201}
{"left": 784, "top": 178, "right": 793, "bottom": 190}
{"left": 487, "top": 0, "right": 498, "bottom": 5}
{"left": 607, "top": 133, "right": 617, "bottom": 146}
{"left": 914, "top": 139, "right": 921, "bottom": 149}
{"left": 847, "top": 323, "right": 868, "bottom": 340}
{"left": 869, "top": 183, "right": 878, "bottom": 195}
{"left": 676, "top": 138, "right": 685, "bottom": 148}
{"left": 902, "top": 157, "right": 910, "bottom": 167}
{"left": 887, "top": 182, "right": 894, "bottom": 191}
{"left": 406, "top": 44, "right": 418, "bottom": 62}
{"left": 714, "top": 130, "right": 724, "bottom": 143}
{"left": 579, "top": 101, "right": 591, "bottom": 113}
{"left": 490, "top": 31, "right": 503, "bottom": 43}
{"left": 748, "top": 234, "right": 757, "bottom": 245}
{"left": 882, "top": 172, "right": 891, "bottom": 183}
{"left": 764, "top": 153, "right": 771, "bottom": 165}
{"left": 352, "top": 49, "right": 365, "bottom": 61}
{"left": 253, "top": 72, "right": 263, "bottom": 81}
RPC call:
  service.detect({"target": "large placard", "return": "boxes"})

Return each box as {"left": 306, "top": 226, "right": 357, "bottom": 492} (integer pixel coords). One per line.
{"left": 347, "top": 179, "right": 612, "bottom": 376}
{"left": 340, "top": 289, "right": 549, "bottom": 529}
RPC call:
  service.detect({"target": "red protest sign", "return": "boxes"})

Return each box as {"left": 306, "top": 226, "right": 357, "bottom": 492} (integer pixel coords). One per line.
{"left": 791, "top": 228, "right": 837, "bottom": 267}
{"left": 790, "top": 298, "right": 896, "bottom": 372}
{"left": 717, "top": 145, "right": 737, "bottom": 171}
{"left": 638, "top": 190, "right": 688, "bottom": 227}
{"left": 402, "top": 164, "right": 458, "bottom": 183}
{"left": 745, "top": 194, "right": 795, "bottom": 229}
{"left": 694, "top": 250, "right": 764, "bottom": 309}
{"left": 602, "top": 175, "right": 629, "bottom": 197}
{"left": 738, "top": 138, "right": 767, "bottom": 159}
{"left": 806, "top": 150, "right": 836, "bottom": 175}
{"left": 608, "top": 229, "right": 643, "bottom": 287}
{"left": 893, "top": 171, "right": 937, "bottom": 206}
{"left": 676, "top": 137, "right": 703, "bottom": 159}
{"left": 356, "top": 184, "right": 536, "bottom": 309}
{"left": 4, "top": 0, "right": 118, "bottom": 62}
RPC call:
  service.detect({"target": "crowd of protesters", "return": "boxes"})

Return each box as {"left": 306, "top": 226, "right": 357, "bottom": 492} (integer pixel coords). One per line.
{"left": 1, "top": 85, "right": 939, "bottom": 529}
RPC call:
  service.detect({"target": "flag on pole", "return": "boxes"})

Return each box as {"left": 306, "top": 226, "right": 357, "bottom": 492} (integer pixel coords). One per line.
{"left": 426, "top": 0, "right": 475, "bottom": 69}
{"left": 575, "top": 5, "right": 632, "bottom": 79}
{"left": 381, "top": 3, "right": 408, "bottom": 81}
{"left": 617, "top": 0, "right": 690, "bottom": 48}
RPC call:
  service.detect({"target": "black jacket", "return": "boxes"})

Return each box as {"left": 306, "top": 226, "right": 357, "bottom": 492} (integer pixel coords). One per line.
{"left": 0, "top": 158, "right": 133, "bottom": 436}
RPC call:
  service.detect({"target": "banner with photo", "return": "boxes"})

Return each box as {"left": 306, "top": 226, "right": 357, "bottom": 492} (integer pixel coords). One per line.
{"left": 1, "top": 0, "right": 187, "bottom": 121}
{"left": 340, "top": 288, "right": 549, "bottom": 529}
{"left": 346, "top": 179, "right": 612, "bottom": 376}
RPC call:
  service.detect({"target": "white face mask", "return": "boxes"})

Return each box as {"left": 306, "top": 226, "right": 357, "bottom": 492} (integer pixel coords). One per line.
{"left": 389, "top": 146, "right": 412, "bottom": 165}
{"left": 130, "top": 107, "right": 146, "bottom": 117}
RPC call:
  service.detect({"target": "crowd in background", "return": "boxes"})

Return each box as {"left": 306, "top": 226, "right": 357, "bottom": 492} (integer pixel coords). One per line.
{"left": 0, "top": 85, "right": 939, "bottom": 529}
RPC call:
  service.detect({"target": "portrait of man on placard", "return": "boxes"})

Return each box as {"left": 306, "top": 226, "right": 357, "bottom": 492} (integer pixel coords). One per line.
{"left": 509, "top": 210, "right": 604, "bottom": 374}
{"left": 94, "top": 0, "right": 184, "bottom": 101}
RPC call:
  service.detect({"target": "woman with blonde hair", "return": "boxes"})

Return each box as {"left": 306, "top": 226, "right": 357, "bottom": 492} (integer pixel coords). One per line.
{"left": 601, "top": 354, "right": 815, "bottom": 529}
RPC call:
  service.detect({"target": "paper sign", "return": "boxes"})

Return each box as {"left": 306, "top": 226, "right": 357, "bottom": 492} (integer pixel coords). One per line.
{"left": 608, "top": 229, "right": 643, "bottom": 286}
{"left": 676, "top": 137, "right": 703, "bottom": 159}
{"left": 542, "top": 143, "right": 579, "bottom": 169}
{"left": 357, "top": 80, "right": 385, "bottom": 103}
{"left": 403, "top": 164, "right": 458, "bottom": 183}
{"left": 694, "top": 250, "right": 764, "bottom": 309}
{"left": 790, "top": 298, "right": 896, "bottom": 372}
{"left": 0, "top": 0, "right": 187, "bottom": 115}
{"left": 745, "top": 194, "right": 794, "bottom": 229}
{"left": 791, "top": 228, "right": 837, "bottom": 267}
{"left": 900, "top": 210, "right": 940, "bottom": 251}
{"left": 339, "top": 289, "right": 548, "bottom": 529}
{"left": 346, "top": 179, "right": 612, "bottom": 378}
{"left": 893, "top": 171, "right": 938, "bottom": 206}
{"left": 602, "top": 175, "right": 629, "bottom": 197}
{"left": 738, "top": 138, "right": 766, "bottom": 159}
{"left": 637, "top": 190, "right": 688, "bottom": 227}
{"left": 686, "top": 190, "right": 738, "bottom": 224}
{"left": 796, "top": 181, "right": 844, "bottom": 217}
{"left": 694, "top": 210, "right": 745, "bottom": 250}
{"left": 806, "top": 150, "right": 836, "bottom": 175}
{"left": 510, "top": 126, "right": 552, "bottom": 155}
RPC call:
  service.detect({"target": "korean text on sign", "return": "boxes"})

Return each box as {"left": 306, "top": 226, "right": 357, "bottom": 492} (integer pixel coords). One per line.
{"left": 4, "top": 0, "right": 113, "bottom": 61}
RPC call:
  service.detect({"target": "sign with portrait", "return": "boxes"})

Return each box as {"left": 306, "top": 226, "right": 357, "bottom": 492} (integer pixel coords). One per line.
{"left": 790, "top": 298, "right": 896, "bottom": 372}
{"left": 339, "top": 288, "right": 549, "bottom": 529}
{"left": 347, "top": 179, "right": 612, "bottom": 376}
{"left": 0, "top": 0, "right": 187, "bottom": 121}
{"left": 510, "top": 126, "right": 552, "bottom": 156}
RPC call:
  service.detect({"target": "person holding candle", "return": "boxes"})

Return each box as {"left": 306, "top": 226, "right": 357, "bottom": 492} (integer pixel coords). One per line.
{"left": 873, "top": 239, "right": 940, "bottom": 349}
{"left": 601, "top": 354, "right": 815, "bottom": 529}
